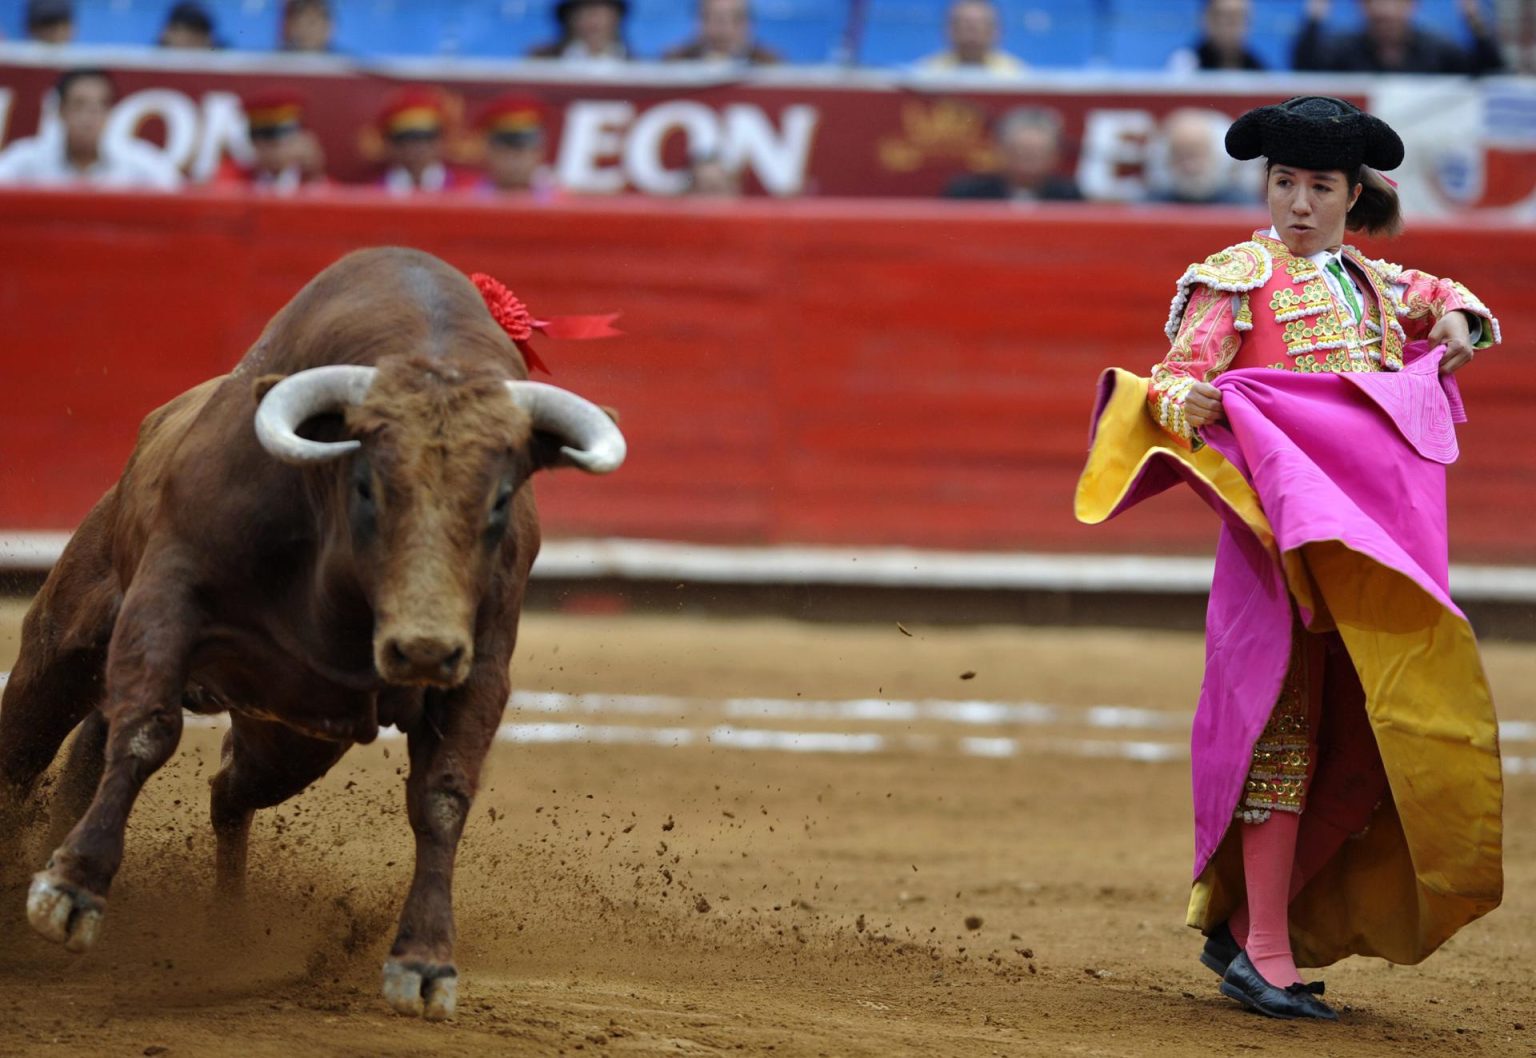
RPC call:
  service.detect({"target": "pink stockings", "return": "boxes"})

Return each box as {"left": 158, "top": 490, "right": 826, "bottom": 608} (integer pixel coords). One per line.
{"left": 1231, "top": 812, "right": 1303, "bottom": 986}
{"left": 1227, "top": 633, "right": 1386, "bottom": 987}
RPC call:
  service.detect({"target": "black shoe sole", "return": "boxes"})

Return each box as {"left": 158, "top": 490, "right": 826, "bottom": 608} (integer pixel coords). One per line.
{"left": 1200, "top": 950, "right": 1230, "bottom": 977}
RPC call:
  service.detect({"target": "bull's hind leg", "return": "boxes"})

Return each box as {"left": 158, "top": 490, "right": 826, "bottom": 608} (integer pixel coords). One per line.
{"left": 209, "top": 716, "right": 347, "bottom": 899}
{"left": 40, "top": 710, "right": 110, "bottom": 855}
{"left": 382, "top": 670, "right": 506, "bottom": 1021}
{"left": 27, "top": 563, "right": 196, "bottom": 953}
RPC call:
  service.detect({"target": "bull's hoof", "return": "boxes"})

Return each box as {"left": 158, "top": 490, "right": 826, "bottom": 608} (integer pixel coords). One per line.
{"left": 381, "top": 957, "right": 458, "bottom": 1020}
{"left": 26, "top": 871, "right": 105, "bottom": 953}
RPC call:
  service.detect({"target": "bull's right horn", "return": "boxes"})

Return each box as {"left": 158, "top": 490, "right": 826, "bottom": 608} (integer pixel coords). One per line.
{"left": 254, "top": 365, "right": 378, "bottom": 464}
{"left": 505, "top": 381, "right": 627, "bottom": 474}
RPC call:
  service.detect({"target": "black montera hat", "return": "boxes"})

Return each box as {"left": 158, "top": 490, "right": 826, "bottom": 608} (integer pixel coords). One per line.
{"left": 1225, "top": 96, "right": 1404, "bottom": 173}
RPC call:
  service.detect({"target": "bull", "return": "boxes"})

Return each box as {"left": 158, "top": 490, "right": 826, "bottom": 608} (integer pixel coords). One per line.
{"left": 0, "top": 247, "right": 626, "bottom": 1019}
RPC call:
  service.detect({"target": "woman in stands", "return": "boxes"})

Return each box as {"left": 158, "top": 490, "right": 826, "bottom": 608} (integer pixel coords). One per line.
{"left": 1080, "top": 96, "right": 1503, "bottom": 1021}
{"left": 528, "top": 0, "right": 631, "bottom": 62}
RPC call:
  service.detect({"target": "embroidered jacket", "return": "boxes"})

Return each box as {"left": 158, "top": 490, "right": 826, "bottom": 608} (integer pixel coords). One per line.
{"left": 1149, "top": 230, "right": 1500, "bottom": 442}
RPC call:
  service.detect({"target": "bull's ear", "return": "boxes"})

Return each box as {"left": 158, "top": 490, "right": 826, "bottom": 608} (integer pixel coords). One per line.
{"left": 252, "top": 373, "right": 287, "bottom": 405}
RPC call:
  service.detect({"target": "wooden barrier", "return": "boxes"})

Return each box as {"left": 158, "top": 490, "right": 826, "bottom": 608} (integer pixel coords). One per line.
{"left": 1, "top": 190, "right": 1531, "bottom": 562}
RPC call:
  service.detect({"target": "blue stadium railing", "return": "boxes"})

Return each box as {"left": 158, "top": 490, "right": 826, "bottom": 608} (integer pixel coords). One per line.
{"left": 0, "top": 0, "right": 1484, "bottom": 70}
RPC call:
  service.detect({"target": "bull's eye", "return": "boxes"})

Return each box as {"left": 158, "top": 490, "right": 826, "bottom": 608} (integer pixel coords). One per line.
{"left": 355, "top": 478, "right": 373, "bottom": 502}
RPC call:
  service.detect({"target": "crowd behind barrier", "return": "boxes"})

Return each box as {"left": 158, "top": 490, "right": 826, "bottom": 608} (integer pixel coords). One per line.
{"left": 0, "top": 0, "right": 1529, "bottom": 73}
{"left": 1, "top": 48, "right": 1533, "bottom": 215}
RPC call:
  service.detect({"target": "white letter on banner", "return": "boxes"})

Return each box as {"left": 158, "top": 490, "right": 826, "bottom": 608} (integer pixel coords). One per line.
{"left": 624, "top": 101, "right": 720, "bottom": 195}
{"left": 721, "top": 104, "right": 818, "bottom": 196}
{"left": 191, "top": 92, "right": 252, "bottom": 183}
{"left": 1078, "top": 109, "right": 1156, "bottom": 202}
{"left": 558, "top": 101, "right": 635, "bottom": 194}
{"left": 105, "top": 88, "right": 199, "bottom": 170}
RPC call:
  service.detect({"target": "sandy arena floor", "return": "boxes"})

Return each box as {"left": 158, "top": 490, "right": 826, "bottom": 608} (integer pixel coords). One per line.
{"left": 0, "top": 600, "right": 1533, "bottom": 1058}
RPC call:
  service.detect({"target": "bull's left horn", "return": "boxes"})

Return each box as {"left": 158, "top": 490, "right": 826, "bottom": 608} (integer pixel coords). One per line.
{"left": 255, "top": 365, "right": 378, "bottom": 464}
{"left": 505, "top": 381, "right": 627, "bottom": 474}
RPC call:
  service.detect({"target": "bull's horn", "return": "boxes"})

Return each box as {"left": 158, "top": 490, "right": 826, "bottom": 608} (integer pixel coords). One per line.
{"left": 505, "top": 381, "right": 627, "bottom": 474}
{"left": 254, "top": 365, "right": 378, "bottom": 464}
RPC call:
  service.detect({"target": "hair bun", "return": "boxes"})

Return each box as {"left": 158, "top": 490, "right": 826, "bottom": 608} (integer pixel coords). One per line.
{"left": 1224, "top": 108, "right": 1267, "bottom": 161}
{"left": 1362, "top": 115, "right": 1405, "bottom": 171}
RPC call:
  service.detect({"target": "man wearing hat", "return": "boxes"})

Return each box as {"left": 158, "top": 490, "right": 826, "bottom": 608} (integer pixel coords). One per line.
{"left": 158, "top": 1, "right": 218, "bottom": 48}
{"left": 376, "top": 88, "right": 472, "bottom": 195}
{"left": 217, "top": 90, "right": 327, "bottom": 193}
{"left": 528, "top": 0, "right": 630, "bottom": 62}
{"left": 475, "top": 95, "right": 559, "bottom": 201}
{"left": 1077, "top": 96, "right": 1503, "bottom": 1021}
{"left": 25, "top": 0, "right": 75, "bottom": 44}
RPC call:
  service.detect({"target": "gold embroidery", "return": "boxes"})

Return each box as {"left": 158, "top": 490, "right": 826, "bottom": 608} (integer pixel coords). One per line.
{"left": 1240, "top": 626, "right": 1313, "bottom": 820}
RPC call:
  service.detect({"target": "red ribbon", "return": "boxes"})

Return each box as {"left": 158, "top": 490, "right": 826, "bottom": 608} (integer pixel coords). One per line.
{"left": 470, "top": 272, "right": 621, "bottom": 375}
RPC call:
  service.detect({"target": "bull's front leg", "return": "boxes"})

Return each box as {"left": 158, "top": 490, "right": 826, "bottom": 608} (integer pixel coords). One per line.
{"left": 27, "top": 567, "right": 198, "bottom": 952}
{"left": 381, "top": 664, "right": 506, "bottom": 1020}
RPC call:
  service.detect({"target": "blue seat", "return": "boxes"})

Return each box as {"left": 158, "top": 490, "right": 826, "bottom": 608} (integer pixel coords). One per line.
{"left": 459, "top": 0, "right": 552, "bottom": 59}
{"left": 1002, "top": 0, "right": 1095, "bottom": 68}
{"left": 1104, "top": 0, "right": 1200, "bottom": 70}
{"left": 68, "top": 0, "right": 164, "bottom": 47}
{"left": 332, "top": 0, "right": 464, "bottom": 56}
{"left": 859, "top": 0, "right": 1092, "bottom": 70}
{"left": 751, "top": 0, "right": 848, "bottom": 65}
{"left": 201, "top": 0, "right": 282, "bottom": 51}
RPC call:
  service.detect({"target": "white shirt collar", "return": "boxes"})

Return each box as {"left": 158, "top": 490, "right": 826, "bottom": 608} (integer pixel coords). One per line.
{"left": 1266, "top": 226, "right": 1345, "bottom": 271}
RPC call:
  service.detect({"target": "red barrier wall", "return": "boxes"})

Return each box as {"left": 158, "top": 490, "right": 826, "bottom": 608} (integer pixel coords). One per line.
{"left": 1, "top": 190, "right": 1532, "bottom": 562}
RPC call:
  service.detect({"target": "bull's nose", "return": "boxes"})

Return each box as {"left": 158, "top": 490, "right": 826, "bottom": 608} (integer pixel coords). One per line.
{"left": 380, "top": 635, "right": 470, "bottom": 684}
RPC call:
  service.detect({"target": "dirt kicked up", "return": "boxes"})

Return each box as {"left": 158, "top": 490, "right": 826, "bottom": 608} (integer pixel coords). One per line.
{"left": 1, "top": 605, "right": 1533, "bottom": 1058}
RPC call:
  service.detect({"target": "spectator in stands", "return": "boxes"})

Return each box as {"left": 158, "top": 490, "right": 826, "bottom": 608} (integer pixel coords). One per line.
{"left": 280, "top": 0, "right": 336, "bottom": 53}
{"left": 943, "top": 107, "right": 1080, "bottom": 202}
{"left": 686, "top": 151, "right": 741, "bottom": 196}
{"left": 0, "top": 68, "right": 183, "bottom": 190}
{"left": 216, "top": 91, "right": 327, "bottom": 193}
{"left": 25, "top": 0, "right": 75, "bottom": 44}
{"left": 663, "top": 0, "right": 780, "bottom": 65}
{"left": 158, "top": 1, "right": 218, "bottom": 49}
{"left": 918, "top": 0, "right": 1026, "bottom": 76}
{"left": 1293, "top": 0, "right": 1504, "bottom": 73}
{"left": 529, "top": 0, "right": 631, "bottom": 62}
{"left": 1145, "top": 108, "right": 1256, "bottom": 205}
{"left": 1168, "top": 0, "right": 1267, "bottom": 71}
{"left": 474, "top": 94, "right": 560, "bottom": 201}
{"left": 376, "top": 88, "right": 471, "bottom": 194}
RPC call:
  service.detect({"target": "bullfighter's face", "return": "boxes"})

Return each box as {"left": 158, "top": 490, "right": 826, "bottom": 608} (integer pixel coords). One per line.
{"left": 1266, "top": 164, "right": 1362, "bottom": 258}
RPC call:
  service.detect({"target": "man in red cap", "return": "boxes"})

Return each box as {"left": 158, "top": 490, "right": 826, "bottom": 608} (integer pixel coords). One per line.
{"left": 377, "top": 87, "right": 472, "bottom": 194}
{"left": 474, "top": 94, "right": 559, "bottom": 201}
{"left": 216, "top": 90, "right": 327, "bottom": 193}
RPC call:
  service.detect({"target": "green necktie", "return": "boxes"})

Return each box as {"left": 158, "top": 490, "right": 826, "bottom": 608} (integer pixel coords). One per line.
{"left": 1326, "top": 259, "right": 1363, "bottom": 323}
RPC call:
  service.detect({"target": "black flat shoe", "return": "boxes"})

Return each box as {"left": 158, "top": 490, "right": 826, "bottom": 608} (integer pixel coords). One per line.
{"left": 1200, "top": 921, "right": 1240, "bottom": 977}
{"left": 1220, "top": 952, "right": 1338, "bottom": 1021}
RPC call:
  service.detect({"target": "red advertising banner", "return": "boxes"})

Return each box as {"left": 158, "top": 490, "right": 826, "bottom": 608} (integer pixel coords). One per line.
{"left": 0, "top": 46, "right": 1373, "bottom": 199}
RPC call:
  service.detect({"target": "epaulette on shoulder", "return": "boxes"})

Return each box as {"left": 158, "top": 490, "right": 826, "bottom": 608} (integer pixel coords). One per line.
{"left": 1164, "top": 241, "right": 1272, "bottom": 342}
{"left": 1344, "top": 246, "right": 1403, "bottom": 283}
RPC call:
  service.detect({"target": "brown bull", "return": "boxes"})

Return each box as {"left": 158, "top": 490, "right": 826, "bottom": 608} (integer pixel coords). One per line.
{"left": 0, "top": 247, "right": 625, "bottom": 1019}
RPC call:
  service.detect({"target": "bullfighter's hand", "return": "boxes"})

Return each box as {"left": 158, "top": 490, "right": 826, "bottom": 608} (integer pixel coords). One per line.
{"left": 1183, "top": 381, "right": 1225, "bottom": 430}
{"left": 1430, "top": 311, "right": 1476, "bottom": 375}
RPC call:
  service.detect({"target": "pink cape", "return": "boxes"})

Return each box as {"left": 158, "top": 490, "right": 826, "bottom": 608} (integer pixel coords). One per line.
{"left": 1079, "top": 341, "right": 1502, "bottom": 964}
